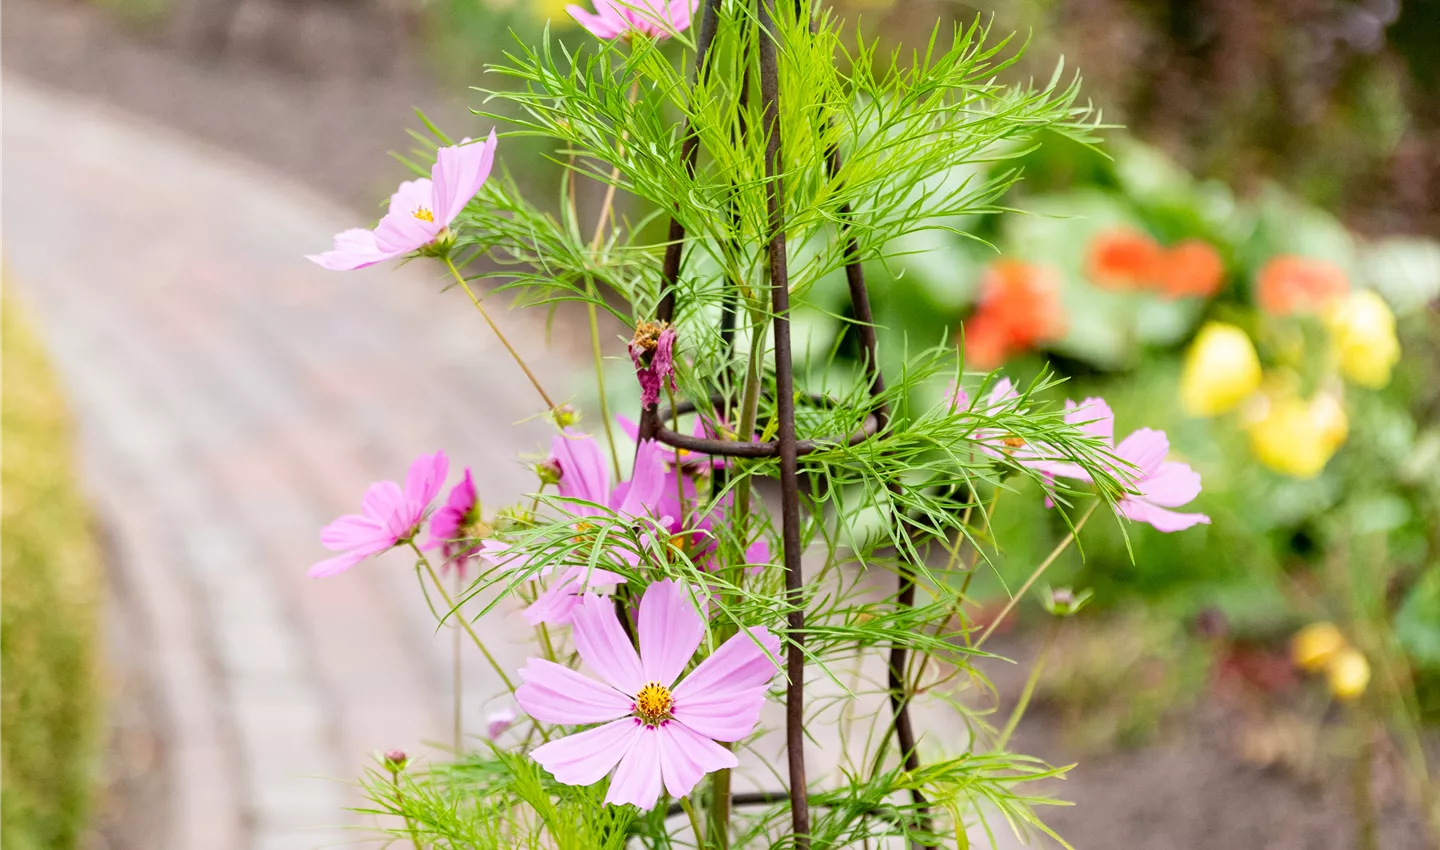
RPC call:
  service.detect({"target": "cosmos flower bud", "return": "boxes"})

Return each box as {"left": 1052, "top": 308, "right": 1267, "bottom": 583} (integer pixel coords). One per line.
{"left": 551, "top": 404, "right": 580, "bottom": 429}
{"left": 1324, "top": 290, "right": 1400, "bottom": 389}
{"left": 1247, "top": 391, "right": 1348, "bottom": 479}
{"left": 1179, "top": 322, "right": 1262, "bottom": 417}
{"left": 1326, "top": 648, "right": 1370, "bottom": 701}
{"left": 383, "top": 750, "right": 408, "bottom": 770}
{"left": 1290, "top": 621, "right": 1346, "bottom": 673}
{"left": 536, "top": 458, "right": 563, "bottom": 486}
{"left": 485, "top": 707, "right": 517, "bottom": 740}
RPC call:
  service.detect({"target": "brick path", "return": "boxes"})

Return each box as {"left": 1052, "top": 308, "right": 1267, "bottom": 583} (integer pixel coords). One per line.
{"left": 4, "top": 78, "right": 566, "bottom": 850}
{"left": 4, "top": 77, "right": 1039, "bottom": 850}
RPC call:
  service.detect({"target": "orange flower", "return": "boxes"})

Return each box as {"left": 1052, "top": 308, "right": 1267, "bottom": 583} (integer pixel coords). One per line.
{"left": 1256, "top": 256, "right": 1348, "bottom": 315}
{"left": 959, "top": 260, "right": 1065, "bottom": 368}
{"left": 1087, "top": 229, "right": 1163, "bottom": 291}
{"left": 1156, "top": 240, "right": 1224, "bottom": 299}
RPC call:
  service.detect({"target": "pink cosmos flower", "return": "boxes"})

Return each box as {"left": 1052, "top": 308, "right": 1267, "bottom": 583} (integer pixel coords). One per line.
{"left": 310, "top": 451, "right": 449, "bottom": 578}
{"left": 568, "top": 0, "right": 693, "bottom": 41}
{"left": 308, "top": 131, "right": 498, "bottom": 271}
{"left": 1038, "top": 402, "right": 1209, "bottom": 532}
{"left": 616, "top": 414, "right": 725, "bottom": 474}
{"left": 515, "top": 580, "right": 780, "bottom": 809}
{"left": 550, "top": 429, "right": 669, "bottom": 521}
{"left": 629, "top": 323, "right": 677, "bottom": 409}
{"left": 1107, "top": 428, "right": 1210, "bottom": 532}
{"left": 424, "top": 468, "right": 483, "bottom": 574}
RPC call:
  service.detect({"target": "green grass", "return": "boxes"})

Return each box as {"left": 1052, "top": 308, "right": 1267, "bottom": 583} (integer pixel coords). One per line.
{"left": 2, "top": 291, "right": 103, "bottom": 850}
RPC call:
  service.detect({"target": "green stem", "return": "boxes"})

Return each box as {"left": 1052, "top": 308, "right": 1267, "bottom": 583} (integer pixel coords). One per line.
{"left": 680, "top": 794, "right": 706, "bottom": 848}
{"left": 389, "top": 766, "right": 426, "bottom": 850}
{"left": 452, "top": 569, "right": 463, "bottom": 752}
{"left": 585, "top": 285, "right": 622, "bottom": 481}
{"left": 443, "top": 256, "right": 556, "bottom": 411}
{"left": 973, "top": 500, "right": 1098, "bottom": 651}
{"left": 996, "top": 618, "right": 1060, "bottom": 751}
{"left": 409, "top": 542, "right": 516, "bottom": 692}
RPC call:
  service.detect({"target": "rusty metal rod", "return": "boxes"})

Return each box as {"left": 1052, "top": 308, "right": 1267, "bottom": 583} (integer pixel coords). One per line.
{"left": 755, "top": 0, "right": 811, "bottom": 843}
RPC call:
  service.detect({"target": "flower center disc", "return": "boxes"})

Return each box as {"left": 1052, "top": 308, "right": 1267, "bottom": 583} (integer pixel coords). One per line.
{"left": 413, "top": 206, "right": 436, "bottom": 222}
{"left": 633, "top": 681, "right": 674, "bottom": 725}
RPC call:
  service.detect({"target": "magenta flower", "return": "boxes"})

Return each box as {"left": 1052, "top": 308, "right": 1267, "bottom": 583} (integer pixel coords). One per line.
{"left": 310, "top": 451, "right": 449, "bottom": 578}
{"left": 515, "top": 580, "right": 780, "bottom": 809}
{"left": 308, "top": 131, "right": 498, "bottom": 271}
{"left": 628, "top": 322, "right": 677, "bottom": 409}
{"left": 617, "top": 414, "right": 725, "bottom": 474}
{"left": 524, "top": 565, "right": 628, "bottom": 626}
{"left": 1109, "top": 428, "right": 1210, "bottom": 532}
{"left": 568, "top": 0, "right": 693, "bottom": 41}
{"left": 424, "top": 467, "right": 484, "bottom": 574}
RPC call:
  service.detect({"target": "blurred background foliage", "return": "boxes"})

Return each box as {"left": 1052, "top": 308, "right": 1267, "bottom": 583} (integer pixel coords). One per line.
{"left": 1, "top": 292, "right": 104, "bottom": 850}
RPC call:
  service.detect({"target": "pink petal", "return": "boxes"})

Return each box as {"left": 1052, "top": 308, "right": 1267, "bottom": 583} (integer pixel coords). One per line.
{"left": 319, "top": 514, "right": 387, "bottom": 551}
{"left": 615, "top": 414, "right": 642, "bottom": 444}
{"left": 514, "top": 658, "right": 632, "bottom": 724}
{"left": 374, "top": 208, "right": 443, "bottom": 255}
{"left": 671, "top": 627, "right": 779, "bottom": 740}
{"left": 674, "top": 626, "right": 781, "bottom": 698}
{"left": 614, "top": 440, "right": 667, "bottom": 517}
{"left": 1119, "top": 498, "right": 1211, "bottom": 533}
{"left": 604, "top": 725, "right": 664, "bottom": 810}
{"left": 523, "top": 566, "right": 626, "bottom": 626}
{"left": 1065, "top": 397, "right": 1115, "bottom": 445}
{"left": 476, "top": 539, "right": 547, "bottom": 577}
{"left": 657, "top": 721, "right": 736, "bottom": 799}
{"left": 431, "top": 129, "right": 499, "bottom": 225}
{"left": 1115, "top": 428, "right": 1169, "bottom": 479}
{"left": 530, "top": 718, "right": 641, "bottom": 787}
{"left": 551, "top": 429, "right": 611, "bottom": 515}
{"left": 306, "top": 227, "right": 403, "bottom": 271}
{"left": 664, "top": 0, "right": 693, "bottom": 34}
{"left": 637, "top": 580, "right": 704, "bottom": 686}
{"left": 386, "top": 178, "right": 434, "bottom": 218}
{"left": 1139, "top": 460, "right": 1203, "bottom": 508}
{"left": 570, "top": 593, "right": 646, "bottom": 696}
{"left": 403, "top": 450, "right": 449, "bottom": 508}
{"left": 307, "top": 548, "right": 371, "bottom": 578}
{"left": 485, "top": 707, "right": 516, "bottom": 740}
{"left": 567, "top": 2, "right": 629, "bottom": 39}
{"left": 671, "top": 686, "right": 768, "bottom": 743}
{"left": 361, "top": 480, "right": 405, "bottom": 522}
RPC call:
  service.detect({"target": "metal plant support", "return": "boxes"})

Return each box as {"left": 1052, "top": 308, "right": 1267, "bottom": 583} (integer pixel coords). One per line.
{"left": 632, "top": 0, "right": 931, "bottom": 843}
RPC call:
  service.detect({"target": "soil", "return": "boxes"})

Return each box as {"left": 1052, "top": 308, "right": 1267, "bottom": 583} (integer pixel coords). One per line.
{"left": 6, "top": 4, "right": 1437, "bottom": 848}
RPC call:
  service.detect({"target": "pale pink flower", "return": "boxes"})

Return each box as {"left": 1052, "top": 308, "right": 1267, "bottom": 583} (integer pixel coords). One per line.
{"left": 1108, "top": 428, "right": 1210, "bottom": 532}
{"left": 424, "top": 468, "right": 482, "bottom": 574}
{"left": 515, "top": 580, "right": 780, "bottom": 809}
{"left": 308, "top": 131, "right": 498, "bottom": 270}
{"left": 310, "top": 451, "right": 449, "bottom": 577}
{"left": 549, "top": 429, "right": 669, "bottom": 520}
{"left": 568, "top": 0, "right": 693, "bottom": 40}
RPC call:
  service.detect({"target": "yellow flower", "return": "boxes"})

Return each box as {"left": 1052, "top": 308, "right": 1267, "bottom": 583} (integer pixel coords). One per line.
{"left": 1247, "top": 391, "right": 1348, "bottom": 478}
{"left": 1326, "top": 648, "right": 1370, "bottom": 701}
{"left": 1325, "top": 290, "right": 1400, "bottom": 389}
{"left": 1179, "top": 322, "right": 1262, "bottom": 417}
{"left": 1291, "top": 622, "right": 1346, "bottom": 673}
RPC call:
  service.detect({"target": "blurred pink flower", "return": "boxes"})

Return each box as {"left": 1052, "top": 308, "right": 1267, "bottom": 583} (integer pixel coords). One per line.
{"left": 1110, "top": 428, "right": 1210, "bottom": 532}
{"left": 310, "top": 451, "right": 449, "bottom": 577}
{"left": 568, "top": 0, "right": 693, "bottom": 40}
{"left": 515, "top": 580, "right": 779, "bottom": 809}
{"left": 485, "top": 707, "right": 517, "bottom": 740}
{"left": 308, "top": 131, "right": 498, "bottom": 270}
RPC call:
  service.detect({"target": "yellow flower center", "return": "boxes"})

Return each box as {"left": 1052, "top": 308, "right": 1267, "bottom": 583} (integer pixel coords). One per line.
{"left": 413, "top": 206, "right": 435, "bottom": 222}
{"left": 633, "top": 681, "right": 674, "bottom": 725}
{"left": 1003, "top": 435, "right": 1026, "bottom": 450}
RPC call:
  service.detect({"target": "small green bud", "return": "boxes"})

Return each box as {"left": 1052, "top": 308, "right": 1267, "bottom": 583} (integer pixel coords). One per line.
{"left": 1041, "top": 585, "right": 1092, "bottom": 617}
{"left": 551, "top": 404, "right": 579, "bottom": 429}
